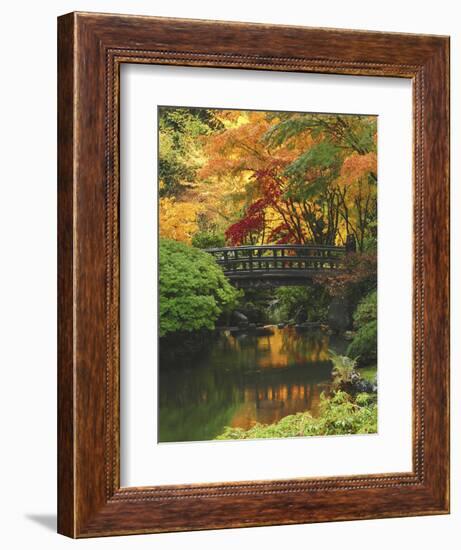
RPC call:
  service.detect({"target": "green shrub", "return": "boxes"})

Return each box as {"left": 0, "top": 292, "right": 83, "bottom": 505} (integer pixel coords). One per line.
{"left": 353, "top": 290, "right": 377, "bottom": 329}
{"left": 273, "top": 285, "right": 330, "bottom": 323}
{"left": 360, "top": 366, "right": 377, "bottom": 383}
{"left": 330, "top": 352, "right": 357, "bottom": 389}
{"left": 347, "top": 320, "right": 377, "bottom": 367}
{"left": 346, "top": 290, "right": 377, "bottom": 367}
{"left": 159, "top": 239, "right": 239, "bottom": 336}
{"left": 191, "top": 231, "right": 226, "bottom": 249}
{"left": 237, "top": 287, "right": 274, "bottom": 324}
{"left": 216, "top": 390, "right": 377, "bottom": 440}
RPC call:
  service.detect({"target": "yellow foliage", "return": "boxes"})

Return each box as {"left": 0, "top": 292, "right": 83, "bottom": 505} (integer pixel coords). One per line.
{"left": 159, "top": 197, "right": 202, "bottom": 243}
{"left": 159, "top": 107, "right": 378, "bottom": 249}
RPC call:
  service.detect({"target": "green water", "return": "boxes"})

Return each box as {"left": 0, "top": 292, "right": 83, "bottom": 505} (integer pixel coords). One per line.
{"left": 158, "top": 326, "right": 348, "bottom": 443}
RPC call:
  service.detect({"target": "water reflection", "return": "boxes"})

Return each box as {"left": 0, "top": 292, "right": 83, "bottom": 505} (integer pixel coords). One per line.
{"left": 158, "top": 326, "right": 347, "bottom": 442}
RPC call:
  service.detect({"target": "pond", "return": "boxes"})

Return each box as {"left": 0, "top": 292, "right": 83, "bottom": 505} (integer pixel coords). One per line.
{"left": 158, "top": 326, "right": 348, "bottom": 443}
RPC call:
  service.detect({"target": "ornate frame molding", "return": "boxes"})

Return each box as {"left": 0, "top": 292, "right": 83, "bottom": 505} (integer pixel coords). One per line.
{"left": 58, "top": 12, "right": 449, "bottom": 537}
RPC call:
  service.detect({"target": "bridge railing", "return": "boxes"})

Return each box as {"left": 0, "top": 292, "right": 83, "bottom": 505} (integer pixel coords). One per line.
{"left": 206, "top": 244, "right": 346, "bottom": 275}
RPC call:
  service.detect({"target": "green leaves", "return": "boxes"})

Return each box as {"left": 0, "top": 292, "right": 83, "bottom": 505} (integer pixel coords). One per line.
{"left": 191, "top": 230, "right": 226, "bottom": 249}
{"left": 215, "top": 389, "right": 377, "bottom": 440}
{"left": 283, "top": 175, "right": 329, "bottom": 202}
{"left": 282, "top": 142, "right": 341, "bottom": 204}
{"left": 284, "top": 141, "right": 340, "bottom": 177}
{"left": 330, "top": 352, "right": 358, "bottom": 388}
{"left": 344, "top": 290, "right": 378, "bottom": 367}
{"left": 353, "top": 290, "right": 377, "bottom": 329}
{"left": 159, "top": 239, "right": 239, "bottom": 336}
{"left": 263, "top": 114, "right": 316, "bottom": 147}
{"left": 158, "top": 107, "right": 223, "bottom": 197}
{"left": 273, "top": 285, "right": 330, "bottom": 323}
{"left": 346, "top": 320, "right": 378, "bottom": 367}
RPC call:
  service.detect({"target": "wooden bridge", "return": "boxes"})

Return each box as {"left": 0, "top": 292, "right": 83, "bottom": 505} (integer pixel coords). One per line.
{"left": 206, "top": 244, "right": 346, "bottom": 288}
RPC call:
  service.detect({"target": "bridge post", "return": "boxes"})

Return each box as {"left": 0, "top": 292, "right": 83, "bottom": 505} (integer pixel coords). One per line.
{"left": 346, "top": 234, "right": 357, "bottom": 253}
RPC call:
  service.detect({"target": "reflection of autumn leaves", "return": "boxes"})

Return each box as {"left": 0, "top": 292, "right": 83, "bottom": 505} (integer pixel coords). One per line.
{"left": 159, "top": 327, "right": 336, "bottom": 440}
{"left": 280, "top": 329, "right": 330, "bottom": 363}
{"left": 223, "top": 327, "right": 330, "bottom": 369}
{"left": 229, "top": 382, "right": 327, "bottom": 430}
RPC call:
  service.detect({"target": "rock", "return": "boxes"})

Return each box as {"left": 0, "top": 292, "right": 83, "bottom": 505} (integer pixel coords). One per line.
{"left": 294, "top": 308, "right": 308, "bottom": 324}
{"left": 350, "top": 371, "right": 361, "bottom": 384}
{"left": 295, "top": 321, "right": 322, "bottom": 331}
{"left": 353, "top": 379, "right": 376, "bottom": 393}
{"left": 308, "top": 321, "right": 321, "bottom": 328}
{"left": 232, "top": 310, "right": 249, "bottom": 326}
{"left": 328, "top": 296, "right": 352, "bottom": 333}
{"left": 254, "top": 327, "right": 274, "bottom": 336}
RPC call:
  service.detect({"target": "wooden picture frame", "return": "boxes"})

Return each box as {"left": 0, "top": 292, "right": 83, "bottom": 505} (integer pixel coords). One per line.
{"left": 57, "top": 12, "right": 450, "bottom": 538}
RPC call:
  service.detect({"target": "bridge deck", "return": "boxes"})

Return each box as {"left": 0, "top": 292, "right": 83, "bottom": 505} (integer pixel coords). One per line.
{"left": 206, "top": 244, "right": 345, "bottom": 287}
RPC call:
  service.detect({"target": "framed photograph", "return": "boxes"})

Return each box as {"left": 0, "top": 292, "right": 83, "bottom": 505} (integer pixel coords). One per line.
{"left": 57, "top": 12, "right": 450, "bottom": 537}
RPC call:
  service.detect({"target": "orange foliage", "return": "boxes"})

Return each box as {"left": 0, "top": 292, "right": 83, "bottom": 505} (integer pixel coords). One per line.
{"left": 158, "top": 107, "right": 377, "bottom": 251}
{"left": 340, "top": 152, "right": 377, "bottom": 183}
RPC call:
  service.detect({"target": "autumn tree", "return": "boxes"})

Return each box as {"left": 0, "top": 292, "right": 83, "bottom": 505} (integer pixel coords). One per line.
{"left": 158, "top": 107, "right": 377, "bottom": 252}
{"left": 264, "top": 113, "right": 378, "bottom": 250}
{"left": 198, "top": 110, "right": 377, "bottom": 250}
{"left": 158, "top": 107, "right": 223, "bottom": 198}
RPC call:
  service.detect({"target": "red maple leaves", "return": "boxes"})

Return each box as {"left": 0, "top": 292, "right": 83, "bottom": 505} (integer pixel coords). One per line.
{"left": 225, "top": 169, "right": 298, "bottom": 246}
